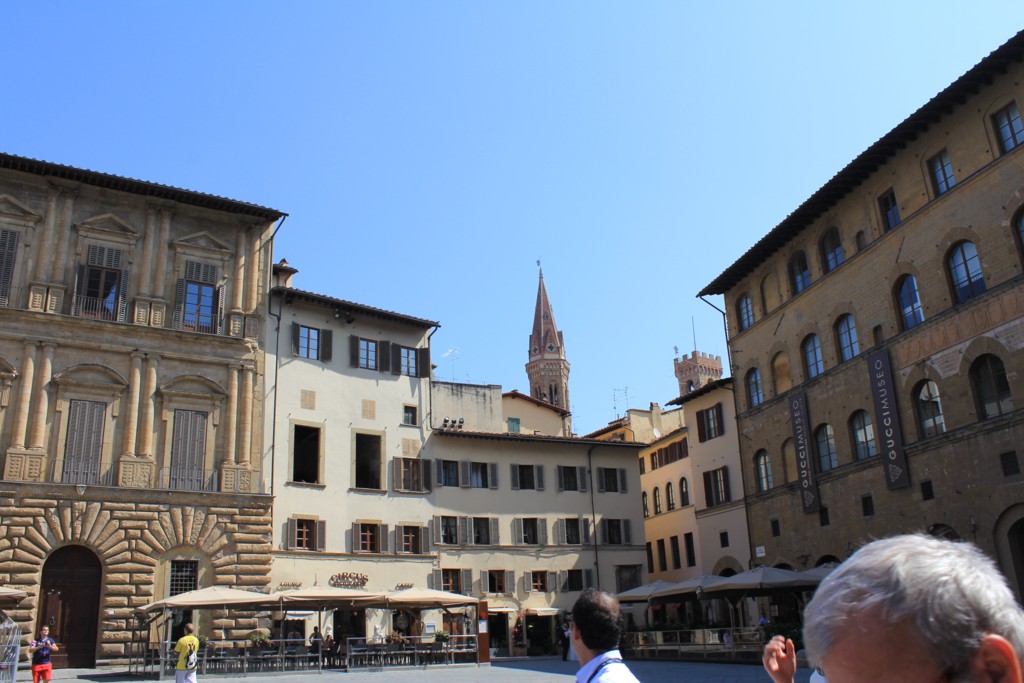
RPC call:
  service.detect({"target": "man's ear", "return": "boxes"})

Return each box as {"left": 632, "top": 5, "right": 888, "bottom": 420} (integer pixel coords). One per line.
{"left": 972, "top": 634, "right": 1022, "bottom": 683}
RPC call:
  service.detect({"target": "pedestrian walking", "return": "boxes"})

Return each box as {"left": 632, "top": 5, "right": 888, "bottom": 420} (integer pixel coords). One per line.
{"left": 173, "top": 623, "right": 200, "bottom": 683}
{"left": 28, "top": 625, "right": 58, "bottom": 683}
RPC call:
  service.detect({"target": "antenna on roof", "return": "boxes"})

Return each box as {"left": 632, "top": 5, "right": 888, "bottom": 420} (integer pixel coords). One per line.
{"left": 692, "top": 316, "right": 697, "bottom": 353}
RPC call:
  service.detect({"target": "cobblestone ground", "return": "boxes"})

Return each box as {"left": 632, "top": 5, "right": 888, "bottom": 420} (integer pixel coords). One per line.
{"left": 43, "top": 657, "right": 815, "bottom": 683}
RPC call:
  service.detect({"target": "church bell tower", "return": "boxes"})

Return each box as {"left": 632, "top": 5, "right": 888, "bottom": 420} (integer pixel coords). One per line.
{"left": 526, "top": 269, "right": 571, "bottom": 413}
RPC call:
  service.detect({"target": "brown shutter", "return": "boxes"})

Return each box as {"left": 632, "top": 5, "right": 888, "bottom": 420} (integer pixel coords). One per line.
{"left": 505, "top": 570, "right": 515, "bottom": 592}
{"left": 703, "top": 471, "right": 715, "bottom": 507}
{"left": 547, "top": 571, "right": 557, "bottom": 593}
{"left": 417, "top": 347, "right": 430, "bottom": 378}
{"left": 435, "top": 459, "right": 444, "bottom": 487}
{"left": 510, "top": 464, "right": 520, "bottom": 490}
{"left": 461, "top": 568, "right": 473, "bottom": 595}
{"left": 489, "top": 517, "right": 499, "bottom": 545}
{"left": 618, "top": 468, "right": 628, "bottom": 493}
{"left": 380, "top": 524, "right": 389, "bottom": 554}
{"left": 459, "top": 460, "right": 471, "bottom": 488}
{"left": 321, "top": 329, "right": 333, "bottom": 361}
{"left": 598, "top": 468, "right": 606, "bottom": 493}
{"left": 286, "top": 517, "right": 298, "bottom": 550}
{"left": 535, "top": 465, "right": 544, "bottom": 491}
{"left": 352, "top": 522, "right": 361, "bottom": 552}
{"left": 378, "top": 340, "right": 391, "bottom": 372}
{"left": 555, "top": 519, "right": 566, "bottom": 545}
{"left": 214, "top": 283, "right": 225, "bottom": 334}
{"left": 391, "top": 344, "right": 401, "bottom": 375}
{"left": 488, "top": 463, "right": 498, "bottom": 489}
{"left": 431, "top": 569, "right": 442, "bottom": 591}
{"left": 421, "top": 459, "right": 431, "bottom": 491}
{"left": 171, "top": 277, "right": 186, "bottom": 329}
{"left": 291, "top": 323, "right": 301, "bottom": 356}
{"left": 623, "top": 520, "right": 632, "bottom": 545}
{"left": 480, "top": 570, "right": 489, "bottom": 593}
{"left": 349, "top": 335, "right": 359, "bottom": 366}
{"left": 315, "top": 520, "right": 326, "bottom": 551}
{"left": 696, "top": 409, "right": 707, "bottom": 442}
{"left": 716, "top": 403, "right": 725, "bottom": 435}
{"left": 722, "top": 467, "right": 731, "bottom": 502}
{"left": 578, "top": 466, "right": 588, "bottom": 492}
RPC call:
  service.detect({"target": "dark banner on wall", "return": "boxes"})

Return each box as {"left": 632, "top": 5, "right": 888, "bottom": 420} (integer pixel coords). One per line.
{"left": 867, "top": 348, "right": 911, "bottom": 490}
{"left": 789, "top": 391, "right": 820, "bottom": 513}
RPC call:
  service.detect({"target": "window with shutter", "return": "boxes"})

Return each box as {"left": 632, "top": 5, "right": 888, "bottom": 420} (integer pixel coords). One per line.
{"left": 177, "top": 260, "right": 219, "bottom": 334}
{"left": 169, "top": 409, "right": 208, "bottom": 491}
{"left": 62, "top": 399, "right": 106, "bottom": 484}
{"left": 0, "top": 228, "right": 18, "bottom": 307}
{"left": 73, "top": 245, "right": 128, "bottom": 321}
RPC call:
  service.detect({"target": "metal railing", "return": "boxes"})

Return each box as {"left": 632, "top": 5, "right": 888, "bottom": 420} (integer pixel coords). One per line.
{"left": 346, "top": 634, "right": 478, "bottom": 669}
{"left": 620, "top": 626, "right": 765, "bottom": 660}
{"left": 49, "top": 459, "right": 116, "bottom": 486}
{"left": 72, "top": 295, "right": 120, "bottom": 321}
{"left": 157, "top": 467, "right": 219, "bottom": 492}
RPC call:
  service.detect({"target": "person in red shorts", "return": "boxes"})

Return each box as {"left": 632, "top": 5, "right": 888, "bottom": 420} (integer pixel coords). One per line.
{"left": 28, "top": 625, "right": 59, "bottom": 683}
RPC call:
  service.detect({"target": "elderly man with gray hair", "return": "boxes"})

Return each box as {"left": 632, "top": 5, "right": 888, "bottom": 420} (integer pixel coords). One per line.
{"left": 763, "top": 533, "right": 1024, "bottom": 683}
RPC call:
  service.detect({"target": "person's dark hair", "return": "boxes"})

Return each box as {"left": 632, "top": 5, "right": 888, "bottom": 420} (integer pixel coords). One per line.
{"left": 571, "top": 588, "right": 623, "bottom": 653}
{"left": 184, "top": 623, "right": 195, "bottom": 634}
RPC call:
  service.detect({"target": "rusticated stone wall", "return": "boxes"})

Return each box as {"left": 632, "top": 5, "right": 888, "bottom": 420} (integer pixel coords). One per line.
{"left": 0, "top": 482, "right": 272, "bottom": 663}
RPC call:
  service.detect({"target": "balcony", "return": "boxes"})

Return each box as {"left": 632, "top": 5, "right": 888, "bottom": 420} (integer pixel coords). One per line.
{"left": 37, "top": 459, "right": 262, "bottom": 493}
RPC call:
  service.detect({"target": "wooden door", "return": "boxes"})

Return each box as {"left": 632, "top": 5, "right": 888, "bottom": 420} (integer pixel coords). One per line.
{"left": 38, "top": 546, "right": 102, "bottom": 668}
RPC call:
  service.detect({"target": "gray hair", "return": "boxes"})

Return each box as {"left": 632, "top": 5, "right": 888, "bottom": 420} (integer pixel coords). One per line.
{"left": 804, "top": 534, "right": 1024, "bottom": 678}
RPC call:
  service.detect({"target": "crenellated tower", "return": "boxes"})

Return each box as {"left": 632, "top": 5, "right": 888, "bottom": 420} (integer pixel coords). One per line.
{"left": 526, "top": 269, "right": 571, "bottom": 414}
{"left": 674, "top": 350, "right": 723, "bottom": 395}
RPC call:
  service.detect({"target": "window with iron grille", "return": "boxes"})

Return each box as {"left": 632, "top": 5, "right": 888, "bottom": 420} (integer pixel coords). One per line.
{"left": 169, "top": 560, "right": 199, "bottom": 595}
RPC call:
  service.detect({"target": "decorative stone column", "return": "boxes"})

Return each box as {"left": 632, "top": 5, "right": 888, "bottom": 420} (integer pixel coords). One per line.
{"left": 3, "top": 341, "right": 44, "bottom": 481}
{"left": 117, "top": 353, "right": 153, "bottom": 488}
{"left": 26, "top": 343, "right": 54, "bottom": 450}
{"left": 136, "top": 356, "right": 159, "bottom": 459}
{"left": 220, "top": 365, "right": 253, "bottom": 493}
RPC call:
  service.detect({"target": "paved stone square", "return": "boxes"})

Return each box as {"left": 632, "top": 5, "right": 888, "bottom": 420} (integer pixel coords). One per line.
{"left": 45, "top": 657, "right": 814, "bottom": 683}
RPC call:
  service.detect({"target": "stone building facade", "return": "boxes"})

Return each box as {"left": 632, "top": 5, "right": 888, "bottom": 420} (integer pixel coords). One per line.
{"left": 699, "top": 31, "right": 1024, "bottom": 589}
{"left": 265, "top": 265, "right": 646, "bottom": 654}
{"left": 0, "top": 154, "right": 284, "bottom": 665}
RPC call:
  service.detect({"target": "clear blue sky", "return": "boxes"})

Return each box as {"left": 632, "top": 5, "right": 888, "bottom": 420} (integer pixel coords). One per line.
{"left": 3, "top": 3, "right": 1022, "bottom": 435}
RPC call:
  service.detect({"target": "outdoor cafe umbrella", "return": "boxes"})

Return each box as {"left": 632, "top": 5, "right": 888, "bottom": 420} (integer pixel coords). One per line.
{"left": 700, "top": 566, "right": 809, "bottom": 595}
{"left": 616, "top": 581, "right": 678, "bottom": 604}
{"left": 378, "top": 587, "right": 479, "bottom": 609}
{"left": 0, "top": 588, "right": 26, "bottom": 610}
{"left": 137, "top": 585, "right": 278, "bottom": 614}
{"left": 648, "top": 574, "right": 732, "bottom": 600}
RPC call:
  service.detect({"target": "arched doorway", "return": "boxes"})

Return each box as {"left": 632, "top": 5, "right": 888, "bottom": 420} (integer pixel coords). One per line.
{"left": 38, "top": 545, "right": 102, "bottom": 668}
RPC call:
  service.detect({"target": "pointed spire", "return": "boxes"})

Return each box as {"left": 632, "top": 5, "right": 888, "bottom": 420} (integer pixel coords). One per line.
{"left": 529, "top": 270, "right": 562, "bottom": 361}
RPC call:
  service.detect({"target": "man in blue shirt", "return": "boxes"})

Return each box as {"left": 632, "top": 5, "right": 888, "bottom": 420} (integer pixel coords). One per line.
{"left": 28, "top": 625, "right": 59, "bottom": 683}
{"left": 570, "top": 588, "right": 639, "bottom": 683}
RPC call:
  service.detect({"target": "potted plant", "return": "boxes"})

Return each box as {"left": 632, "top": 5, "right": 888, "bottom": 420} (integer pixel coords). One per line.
{"left": 248, "top": 632, "right": 271, "bottom": 649}
{"left": 433, "top": 629, "right": 450, "bottom": 644}
{"left": 385, "top": 630, "right": 407, "bottom": 645}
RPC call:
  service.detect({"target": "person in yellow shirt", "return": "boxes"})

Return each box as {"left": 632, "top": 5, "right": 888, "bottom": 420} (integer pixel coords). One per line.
{"left": 173, "top": 623, "right": 200, "bottom": 683}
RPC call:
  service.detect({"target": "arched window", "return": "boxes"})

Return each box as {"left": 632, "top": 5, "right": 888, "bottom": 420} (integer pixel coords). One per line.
{"left": 835, "top": 315, "right": 859, "bottom": 362}
{"left": 755, "top": 450, "right": 773, "bottom": 492}
{"left": 802, "top": 334, "right": 824, "bottom": 379}
{"left": 948, "top": 241, "right": 986, "bottom": 304}
{"left": 666, "top": 482, "right": 675, "bottom": 510}
{"left": 746, "top": 368, "right": 764, "bottom": 408}
{"left": 679, "top": 478, "right": 690, "bottom": 507}
{"left": 642, "top": 492, "right": 649, "bottom": 518}
{"left": 653, "top": 487, "right": 662, "bottom": 515}
{"left": 772, "top": 352, "right": 792, "bottom": 394}
{"left": 895, "top": 275, "right": 924, "bottom": 331}
{"left": 789, "top": 252, "right": 810, "bottom": 295}
{"left": 737, "top": 294, "right": 755, "bottom": 331}
{"left": 815, "top": 424, "right": 838, "bottom": 472}
{"left": 916, "top": 380, "right": 946, "bottom": 438}
{"left": 820, "top": 228, "right": 844, "bottom": 273}
{"left": 849, "top": 410, "right": 877, "bottom": 460}
{"left": 971, "top": 354, "right": 1013, "bottom": 419}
